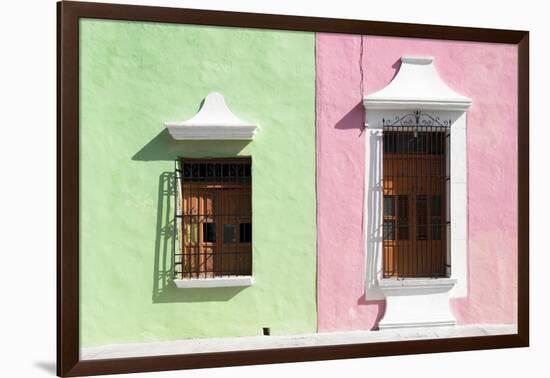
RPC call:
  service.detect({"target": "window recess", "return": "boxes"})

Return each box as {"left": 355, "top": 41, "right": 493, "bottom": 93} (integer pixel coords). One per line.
{"left": 173, "top": 158, "right": 253, "bottom": 287}
{"left": 382, "top": 120, "right": 450, "bottom": 278}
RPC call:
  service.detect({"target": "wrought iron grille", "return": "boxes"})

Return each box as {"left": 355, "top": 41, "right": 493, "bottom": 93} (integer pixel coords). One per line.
{"left": 383, "top": 116, "right": 450, "bottom": 278}
{"left": 174, "top": 158, "right": 252, "bottom": 279}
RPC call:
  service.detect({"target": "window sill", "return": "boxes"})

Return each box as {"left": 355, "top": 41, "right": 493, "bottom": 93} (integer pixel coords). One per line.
{"left": 174, "top": 276, "right": 254, "bottom": 289}
{"left": 377, "top": 278, "right": 457, "bottom": 329}
{"left": 379, "top": 277, "right": 457, "bottom": 292}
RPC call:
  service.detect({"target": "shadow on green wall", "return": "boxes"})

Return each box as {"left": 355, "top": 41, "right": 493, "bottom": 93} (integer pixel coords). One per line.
{"left": 151, "top": 171, "right": 247, "bottom": 303}
{"left": 133, "top": 129, "right": 251, "bottom": 303}
{"left": 132, "top": 129, "right": 251, "bottom": 161}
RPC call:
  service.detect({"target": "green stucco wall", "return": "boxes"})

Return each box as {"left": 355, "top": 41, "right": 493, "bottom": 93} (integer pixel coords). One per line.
{"left": 79, "top": 19, "right": 317, "bottom": 347}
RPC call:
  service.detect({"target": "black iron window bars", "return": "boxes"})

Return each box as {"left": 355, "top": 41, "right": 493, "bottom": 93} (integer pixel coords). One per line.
{"left": 173, "top": 158, "right": 252, "bottom": 279}
{"left": 382, "top": 111, "right": 451, "bottom": 278}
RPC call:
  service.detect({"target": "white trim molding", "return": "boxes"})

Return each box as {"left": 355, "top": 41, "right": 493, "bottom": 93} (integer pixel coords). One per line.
{"left": 165, "top": 92, "right": 259, "bottom": 140}
{"left": 363, "top": 56, "right": 472, "bottom": 329}
{"left": 174, "top": 276, "right": 254, "bottom": 289}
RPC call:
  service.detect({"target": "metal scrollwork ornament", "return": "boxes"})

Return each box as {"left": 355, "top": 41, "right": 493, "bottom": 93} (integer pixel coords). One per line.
{"left": 382, "top": 110, "right": 451, "bottom": 128}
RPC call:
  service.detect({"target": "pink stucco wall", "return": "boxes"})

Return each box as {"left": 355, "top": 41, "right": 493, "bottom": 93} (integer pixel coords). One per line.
{"left": 316, "top": 34, "right": 518, "bottom": 331}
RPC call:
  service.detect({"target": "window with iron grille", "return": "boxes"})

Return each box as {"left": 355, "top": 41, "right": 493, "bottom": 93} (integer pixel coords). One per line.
{"left": 174, "top": 158, "right": 252, "bottom": 279}
{"left": 382, "top": 125, "right": 449, "bottom": 278}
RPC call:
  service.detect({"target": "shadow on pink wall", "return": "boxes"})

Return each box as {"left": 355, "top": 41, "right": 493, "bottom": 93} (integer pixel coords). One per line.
{"left": 356, "top": 297, "right": 386, "bottom": 330}
{"left": 334, "top": 102, "right": 364, "bottom": 133}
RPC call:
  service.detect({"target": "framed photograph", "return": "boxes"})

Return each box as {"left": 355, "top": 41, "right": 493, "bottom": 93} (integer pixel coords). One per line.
{"left": 57, "top": 1, "right": 529, "bottom": 376}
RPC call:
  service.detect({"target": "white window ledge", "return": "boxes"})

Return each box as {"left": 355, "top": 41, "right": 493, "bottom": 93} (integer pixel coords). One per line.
{"left": 378, "top": 278, "right": 457, "bottom": 329}
{"left": 379, "top": 277, "right": 457, "bottom": 292}
{"left": 173, "top": 276, "right": 254, "bottom": 289}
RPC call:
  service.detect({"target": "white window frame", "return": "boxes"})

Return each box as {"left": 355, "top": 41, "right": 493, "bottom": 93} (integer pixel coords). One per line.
{"left": 363, "top": 56, "right": 471, "bottom": 328}
{"left": 166, "top": 93, "right": 257, "bottom": 288}
{"left": 172, "top": 162, "right": 255, "bottom": 289}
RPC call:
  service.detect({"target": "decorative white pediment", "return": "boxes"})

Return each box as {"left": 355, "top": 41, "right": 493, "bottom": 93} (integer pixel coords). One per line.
{"left": 363, "top": 56, "right": 472, "bottom": 111}
{"left": 165, "top": 92, "right": 259, "bottom": 140}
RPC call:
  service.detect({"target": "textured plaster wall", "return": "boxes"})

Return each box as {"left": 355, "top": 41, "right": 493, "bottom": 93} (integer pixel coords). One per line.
{"left": 316, "top": 34, "right": 518, "bottom": 331}
{"left": 80, "top": 19, "right": 317, "bottom": 347}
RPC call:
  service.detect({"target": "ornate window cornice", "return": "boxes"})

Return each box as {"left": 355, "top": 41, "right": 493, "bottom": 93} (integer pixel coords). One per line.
{"left": 165, "top": 92, "right": 259, "bottom": 140}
